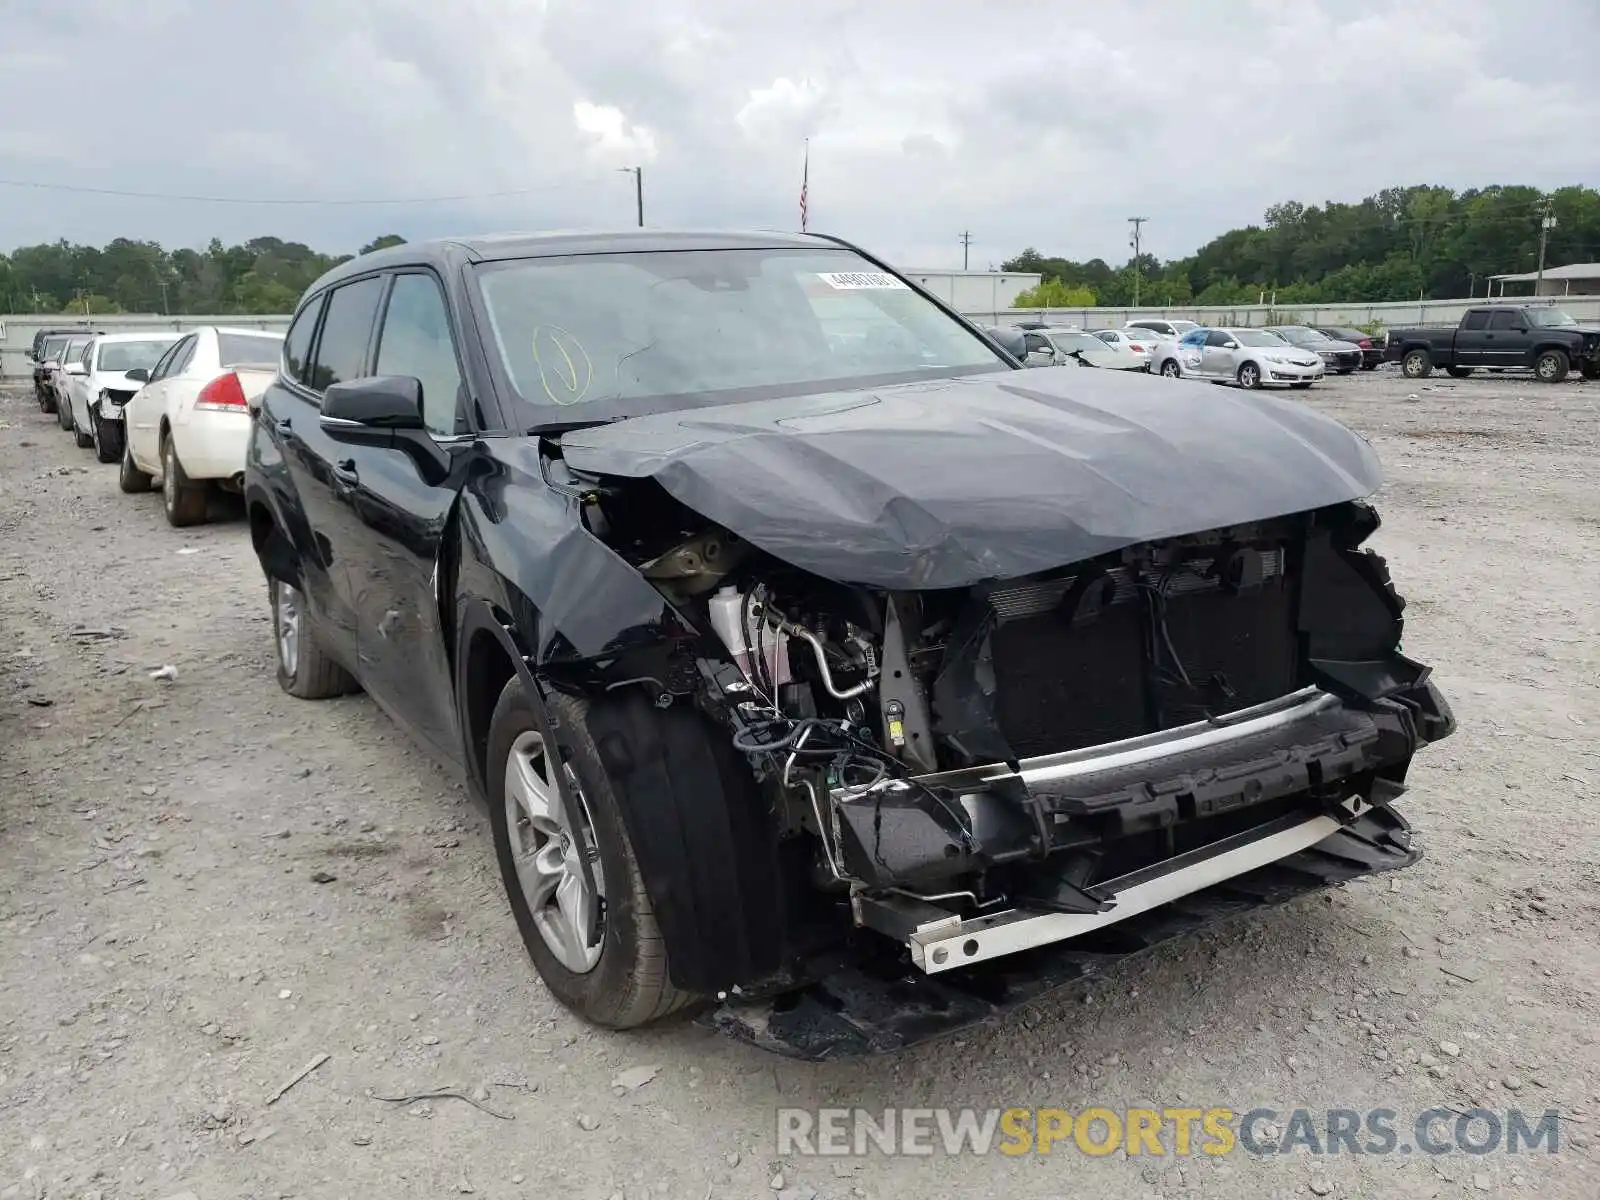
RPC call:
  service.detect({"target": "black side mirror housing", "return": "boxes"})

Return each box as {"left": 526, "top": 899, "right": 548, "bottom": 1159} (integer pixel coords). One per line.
{"left": 125, "top": 367, "right": 150, "bottom": 384}
{"left": 321, "top": 376, "right": 453, "bottom": 483}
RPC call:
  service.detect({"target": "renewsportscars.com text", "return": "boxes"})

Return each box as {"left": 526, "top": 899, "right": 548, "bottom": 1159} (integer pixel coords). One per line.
{"left": 776, "top": 1106, "right": 1562, "bottom": 1158}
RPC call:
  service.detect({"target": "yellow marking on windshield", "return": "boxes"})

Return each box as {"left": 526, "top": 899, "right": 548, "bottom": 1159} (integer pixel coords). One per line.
{"left": 530, "top": 324, "right": 593, "bottom": 406}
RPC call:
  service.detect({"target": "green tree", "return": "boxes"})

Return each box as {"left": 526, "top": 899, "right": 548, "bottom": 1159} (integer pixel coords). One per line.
{"left": 1013, "top": 278, "right": 1097, "bottom": 307}
{"left": 360, "top": 234, "right": 407, "bottom": 255}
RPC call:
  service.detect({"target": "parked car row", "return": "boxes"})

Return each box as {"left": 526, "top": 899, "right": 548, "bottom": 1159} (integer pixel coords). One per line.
{"left": 25, "top": 324, "right": 285, "bottom": 525}
{"left": 21, "top": 233, "right": 1456, "bottom": 1060}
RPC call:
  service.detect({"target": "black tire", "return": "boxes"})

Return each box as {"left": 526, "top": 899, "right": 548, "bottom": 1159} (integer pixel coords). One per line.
{"left": 1535, "top": 349, "right": 1569, "bottom": 384}
{"left": 118, "top": 438, "right": 154, "bottom": 493}
{"left": 488, "top": 681, "right": 696, "bottom": 1029}
{"left": 92, "top": 410, "right": 124, "bottom": 464}
{"left": 73, "top": 410, "right": 94, "bottom": 449}
{"left": 1580, "top": 361, "right": 1600, "bottom": 381}
{"left": 1236, "top": 361, "right": 1262, "bottom": 390}
{"left": 1337, "top": 367, "right": 1355, "bottom": 376}
{"left": 1444, "top": 366, "right": 1474, "bottom": 379}
{"left": 1402, "top": 349, "right": 1432, "bottom": 379}
{"left": 161, "top": 434, "right": 210, "bottom": 527}
{"left": 1290, "top": 381, "right": 1313, "bottom": 389}
{"left": 1158, "top": 359, "right": 1181, "bottom": 379}
{"left": 1361, "top": 361, "right": 1378, "bottom": 371}
{"left": 57, "top": 394, "right": 75, "bottom": 431}
{"left": 38, "top": 387, "right": 56, "bottom": 414}
{"left": 270, "top": 578, "right": 357, "bottom": 699}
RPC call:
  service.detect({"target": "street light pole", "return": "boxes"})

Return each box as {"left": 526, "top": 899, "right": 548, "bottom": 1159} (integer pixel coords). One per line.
{"left": 618, "top": 167, "right": 644, "bottom": 227}
{"left": 1534, "top": 200, "right": 1556, "bottom": 296}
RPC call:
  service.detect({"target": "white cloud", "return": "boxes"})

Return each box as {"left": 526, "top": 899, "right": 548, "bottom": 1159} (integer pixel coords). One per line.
{"left": 572, "top": 102, "right": 659, "bottom": 163}
{"left": 0, "top": 0, "right": 1594, "bottom": 266}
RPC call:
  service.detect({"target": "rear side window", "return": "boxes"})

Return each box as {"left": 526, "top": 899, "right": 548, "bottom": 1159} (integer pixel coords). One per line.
{"left": 219, "top": 332, "right": 284, "bottom": 367}
{"left": 1462, "top": 311, "right": 1490, "bottom": 330}
{"left": 169, "top": 335, "right": 199, "bottom": 377}
{"left": 1488, "top": 310, "right": 1522, "bottom": 332}
{"left": 283, "top": 298, "right": 323, "bottom": 385}
{"left": 308, "top": 277, "right": 384, "bottom": 392}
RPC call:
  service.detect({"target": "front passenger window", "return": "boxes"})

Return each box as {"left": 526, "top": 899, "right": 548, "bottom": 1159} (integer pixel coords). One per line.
{"left": 375, "top": 273, "right": 465, "bottom": 437}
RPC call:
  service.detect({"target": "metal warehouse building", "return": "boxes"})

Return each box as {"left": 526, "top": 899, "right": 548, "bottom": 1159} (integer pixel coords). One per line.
{"left": 898, "top": 269, "right": 1042, "bottom": 313}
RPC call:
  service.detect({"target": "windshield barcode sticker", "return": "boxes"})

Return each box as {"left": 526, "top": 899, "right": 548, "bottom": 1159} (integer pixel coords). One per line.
{"left": 815, "top": 271, "right": 909, "bottom": 290}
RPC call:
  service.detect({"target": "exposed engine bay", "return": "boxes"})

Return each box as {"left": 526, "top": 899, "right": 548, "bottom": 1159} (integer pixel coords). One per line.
{"left": 545, "top": 449, "right": 1454, "bottom": 1039}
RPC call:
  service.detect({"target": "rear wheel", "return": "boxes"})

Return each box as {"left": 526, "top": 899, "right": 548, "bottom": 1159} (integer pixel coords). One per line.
{"left": 1444, "top": 366, "right": 1474, "bottom": 378}
{"left": 1236, "top": 362, "right": 1261, "bottom": 389}
{"left": 1159, "top": 359, "right": 1181, "bottom": 379}
{"left": 1535, "top": 349, "right": 1570, "bottom": 383}
{"left": 161, "top": 435, "right": 210, "bottom": 527}
{"left": 488, "top": 683, "right": 696, "bottom": 1028}
{"left": 1402, "top": 349, "right": 1432, "bottom": 379}
{"left": 119, "top": 439, "right": 153, "bottom": 493}
{"left": 270, "top": 578, "right": 357, "bottom": 698}
{"left": 92, "top": 411, "right": 124, "bottom": 464}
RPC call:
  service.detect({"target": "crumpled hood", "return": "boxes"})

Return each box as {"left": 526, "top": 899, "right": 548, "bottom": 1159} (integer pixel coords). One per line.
{"left": 559, "top": 369, "right": 1383, "bottom": 589}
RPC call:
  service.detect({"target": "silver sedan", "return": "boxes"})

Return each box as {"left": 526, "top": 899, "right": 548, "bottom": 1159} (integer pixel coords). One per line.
{"left": 1150, "top": 327, "right": 1325, "bottom": 389}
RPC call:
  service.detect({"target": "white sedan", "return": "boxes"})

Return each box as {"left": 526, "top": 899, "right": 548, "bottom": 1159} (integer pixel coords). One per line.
{"left": 63, "top": 332, "right": 182, "bottom": 462}
{"left": 1022, "top": 327, "right": 1148, "bottom": 370}
{"left": 1091, "top": 328, "right": 1159, "bottom": 367}
{"left": 121, "top": 326, "right": 285, "bottom": 526}
{"left": 1149, "top": 327, "right": 1324, "bottom": 389}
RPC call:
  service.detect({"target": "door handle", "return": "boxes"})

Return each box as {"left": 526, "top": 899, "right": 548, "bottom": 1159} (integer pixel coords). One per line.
{"left": 332, "top": 459, "right": 360, "bottom": 488}
{"left": 274, "top": 417, "right": 293, "bottom": 436}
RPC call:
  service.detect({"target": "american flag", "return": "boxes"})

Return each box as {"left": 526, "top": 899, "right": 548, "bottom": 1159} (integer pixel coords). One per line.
{"left": 799, "top": 139, "right": 809, "bottom": 232}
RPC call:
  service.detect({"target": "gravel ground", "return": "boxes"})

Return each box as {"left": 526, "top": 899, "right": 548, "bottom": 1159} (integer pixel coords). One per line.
{"left": 2, "top": 368, "right": 1597, "bottom": 1200}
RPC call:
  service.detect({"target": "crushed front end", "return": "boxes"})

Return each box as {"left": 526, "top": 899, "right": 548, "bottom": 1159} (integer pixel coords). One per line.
{"left": 560, "top": 448, "right": 1453, "bottom": 1058}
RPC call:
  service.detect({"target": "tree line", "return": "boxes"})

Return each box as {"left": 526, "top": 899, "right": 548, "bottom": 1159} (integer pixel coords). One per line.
{"left": 1007, "top": 184, "right": 1600, "bottom": 308}
{"left": 0, "top": 234, "right": 407, "bottom": 315}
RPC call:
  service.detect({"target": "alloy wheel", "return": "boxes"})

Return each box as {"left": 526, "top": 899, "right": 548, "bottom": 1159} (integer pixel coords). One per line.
{"left": 504, "top": 730, "right": 606, "bottom": 974}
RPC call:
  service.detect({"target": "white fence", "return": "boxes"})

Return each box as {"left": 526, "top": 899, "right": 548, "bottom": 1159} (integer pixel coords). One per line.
{"left": 959, "top": 295, "right": 1600, "bottom": 332}
{"left": 2, "top": 313, "right": 291, "bottom": 381}
{"left": 8, "top": 293, "right": 1599, "bottom": 381}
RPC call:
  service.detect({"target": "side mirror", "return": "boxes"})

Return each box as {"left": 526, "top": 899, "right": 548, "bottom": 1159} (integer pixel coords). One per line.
{"left": 64, "top": 362, "right": 87, "bottom": 377}
{"left": 1223, "top": 340, "right": 1239, "bottom": 350}
{"left": 125, "top": 367, "right": 151, "bottom": 384}
{"left": 322, "top": 375, "right": 425, "bottom": 431}
{"left": 321, "top": 376, "right": 452, "bottom": 483}
{"left": 987, "top": 327, "right": 1029, "bottom": 361}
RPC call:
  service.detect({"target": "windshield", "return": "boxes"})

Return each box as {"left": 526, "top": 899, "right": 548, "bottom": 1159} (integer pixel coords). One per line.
{"left": 1170, "top": 320, "right": 1199, "bottom": 333}
{"left": 1274, "top": 327, "right": 1320, "bottom": 344}
{"left": 1233, "top": 330, "right": 1287, "bottom": 347}
{"left": 1528, "top": 308, "right": 1578, "bottom": 327}
{"left": 475, "top": 248, "right": 1008, "bottom": 424}
{"left": 97, "top": 339, "right": 177, "bottom": 373}
{"left": 1051, "top": 332, "right": 1107, "bottom": 353}
{"left": 218, "top": 332, "right": 285, "bottom": 365}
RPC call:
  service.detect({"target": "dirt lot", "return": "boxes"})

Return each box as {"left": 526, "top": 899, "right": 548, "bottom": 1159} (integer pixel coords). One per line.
{"left": 2, "top": 368, "right": 1598, "bottom": 1200}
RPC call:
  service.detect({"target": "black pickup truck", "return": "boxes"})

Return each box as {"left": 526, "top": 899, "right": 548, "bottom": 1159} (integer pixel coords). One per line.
{"left": 1385, "top": 304, "right": 1600, "bottom": 383}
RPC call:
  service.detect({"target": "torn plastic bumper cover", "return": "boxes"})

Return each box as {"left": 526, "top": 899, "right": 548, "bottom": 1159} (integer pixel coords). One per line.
{"left": 703, "top": 678, "right": 1452, "bottom": 1060}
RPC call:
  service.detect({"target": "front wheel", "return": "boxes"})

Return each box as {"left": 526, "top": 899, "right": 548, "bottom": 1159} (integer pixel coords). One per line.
{"left": 72, "top": 412, "right": 94, "bottom": 449}
{"left": 489, "top": 682, "right": 697, "bottom": 1029}
{"left": 1402, "top": 349, "right": 1432, "bottom": 379}
{"left": 92, "top": 411, "right": 124, "bottom": 464}
{"left": 1535, "top": 349, "right": 1570, "bottom": 383}
{"left": 38, "top": 388, "right": 56, "bottom": 414}
{"left": 1361, "top": 361, "right": 1378, "bottom": 371}
{"left": 1580, "top": 361, "right": 1600, "bottom": 381}
{"left": 161, "top": 435, "right": 210, "bottom": 527}
{"left": 119, "top": 438, "right": 153, "bottom": 493}
{"left": 1236, "top": 362, "right": 1261, "bottom": 389}
{"left": 57, "top": 395, "right": 75, "bottom": 431}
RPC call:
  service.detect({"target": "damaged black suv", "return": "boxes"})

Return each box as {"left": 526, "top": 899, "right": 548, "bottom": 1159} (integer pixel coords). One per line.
{"left": 244, "top": 231, "right": 1454, "bottom": 1058}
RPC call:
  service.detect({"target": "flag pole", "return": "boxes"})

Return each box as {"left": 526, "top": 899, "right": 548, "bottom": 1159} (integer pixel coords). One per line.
{"left": 800, "top": 138, "right": 810, "bottom": 233}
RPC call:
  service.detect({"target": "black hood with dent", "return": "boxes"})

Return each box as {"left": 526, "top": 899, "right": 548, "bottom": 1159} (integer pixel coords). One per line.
{"left": 559, "top": 369, "right": 1383, "bottom": 589}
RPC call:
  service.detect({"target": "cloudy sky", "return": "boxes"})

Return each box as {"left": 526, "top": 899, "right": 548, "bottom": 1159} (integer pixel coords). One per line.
{"left": 3, "top": 0, "right": 1597, "bottom": 269}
